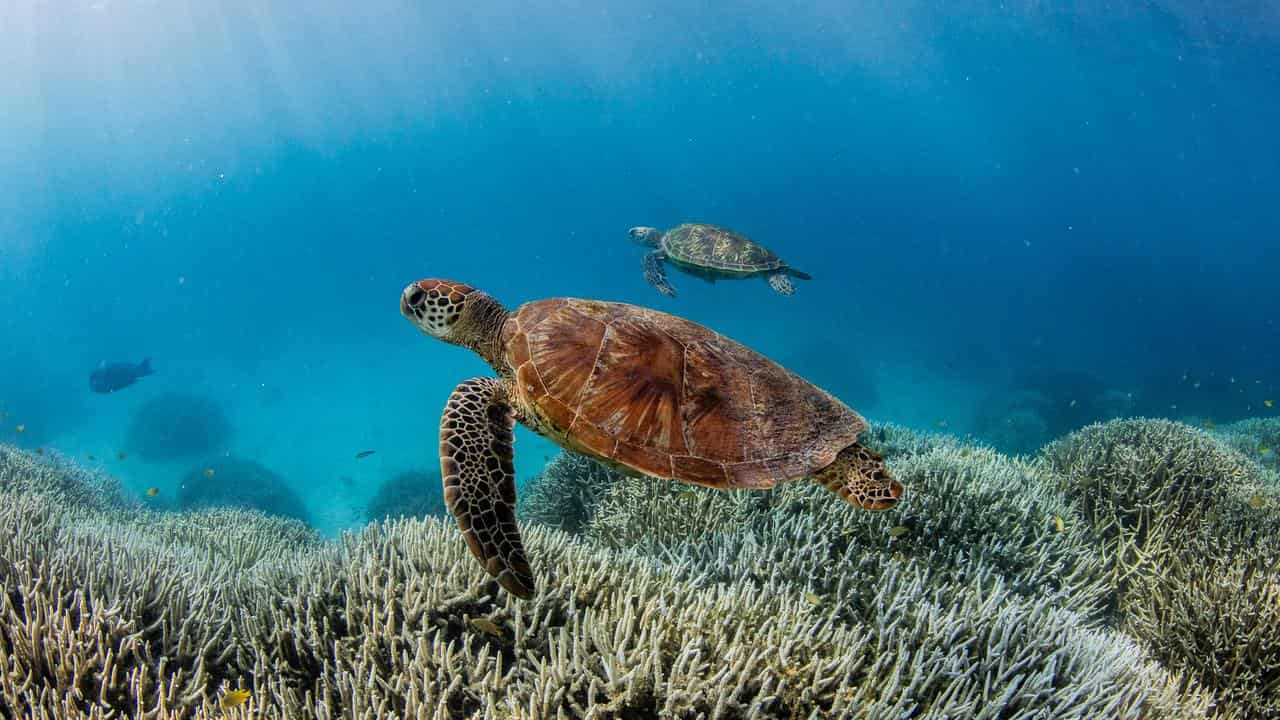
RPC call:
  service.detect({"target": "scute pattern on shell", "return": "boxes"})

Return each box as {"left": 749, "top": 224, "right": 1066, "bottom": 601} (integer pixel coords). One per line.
{"left": 663, "top": 223, "right": 785, "bottom": 273}
{"left": 502, "top": 298, "right": 866, "bottom": 489}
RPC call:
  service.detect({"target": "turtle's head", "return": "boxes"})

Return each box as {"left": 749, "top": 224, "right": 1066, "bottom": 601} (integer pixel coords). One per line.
{"left": 401, "top": 280, "right": 509, "bottom": 362}
{"left": 628, "top": 226, "right": 661, "bottom": 248}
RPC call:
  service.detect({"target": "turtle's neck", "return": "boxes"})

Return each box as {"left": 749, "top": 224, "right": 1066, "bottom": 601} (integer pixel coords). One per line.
{"left": 458, "top": 292, "right": 511, "bottom": 371}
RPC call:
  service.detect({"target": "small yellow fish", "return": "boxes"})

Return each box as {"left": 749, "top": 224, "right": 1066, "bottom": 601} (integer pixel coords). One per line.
{"left": 887, "top": 525, "right": 910, "bottom": 538}
{"left": 220, "top": 688, "right": 251, "bottom": 710}
{"left": 146, "top": 487, "right": 159, "bottom": 497}
{"left": 205, "top": 468, "right": 216, "bottom": 478}
{"left": 892, "top": 550, "right": 907, "bottom": 563}
{"left": 468, "top": 617, "right": 503, "bottom": 637}
{"left": 1203, "top": 420, "right": 1216, "bottom": 429}
{"left": 1267, "top": 400, "right": 1275, "bottom": 408}
{"left": 15, "top": 424, "right": 24, "bottom": 433}
{"left": 1260, "top": 446, "right": 1273, "bottom": 455}
{"left": 959, "top": 448, "right": 971, "bottom": 457}
{"left": 803, "top": 592, "right": 822, "bottom": 606}
{"left": 1248, "top": 496, "right": 1267, "bottom": 509}
{"left": 1053, "top": 515, "right": 1065, "bottom": 533}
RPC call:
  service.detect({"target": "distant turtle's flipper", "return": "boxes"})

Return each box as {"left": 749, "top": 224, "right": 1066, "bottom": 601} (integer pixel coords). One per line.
{"left": 813, "top": 443, "right": 902, "bottom": 511}
{"left": 439, "top": 377, "right": 535, "bottom": 598}
{"left": 767, "top": 272, "right": 796, "bottom": 296}
{"left": 643, "top": 250, "right": 677, "bottom": 297}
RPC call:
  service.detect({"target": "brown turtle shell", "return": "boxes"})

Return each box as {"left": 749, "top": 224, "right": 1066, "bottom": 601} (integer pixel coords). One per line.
{"left": 501, "top": 298, "right": 867, "bottom": 489}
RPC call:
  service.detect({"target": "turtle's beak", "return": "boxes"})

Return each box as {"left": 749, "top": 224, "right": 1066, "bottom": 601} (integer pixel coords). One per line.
{"left": 401, "top": 283, "right": 424, "bottom": 320}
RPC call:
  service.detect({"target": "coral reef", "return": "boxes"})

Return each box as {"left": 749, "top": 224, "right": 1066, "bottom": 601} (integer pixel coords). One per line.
{"left": 857, "top": 420, "right": 971, "bottom": 459}
{"left": 123, "top": 391, "right": 232, "bottom": 462}
{"left": 1214, "top": 417, "right": 1280, "bottom": 472}
{"left": 1119, "top": 527, "right": 1280, "bottom": 719}
{"left": 365, "top": 468, "right": 447, "bottom": 522}
{"left": 177, "top": 457, "right": 309, "bottom": 524}
{"left": 517, "top": 451, "right": 627, "bottom": 534}
{"left": 585, "top": 444, "right": 1109, "bottom": 623}
{"left": 516, "top": 422, "right": 970, "bottom": 538}
{"left": 1039, "top": 418, "right": 1279, "bottom": 718}
{"left": 5, "top": 417, "right": 1277, "bottom": 718}
{"left": 1039, "top": 418, "right": 1258, "bottom": 543}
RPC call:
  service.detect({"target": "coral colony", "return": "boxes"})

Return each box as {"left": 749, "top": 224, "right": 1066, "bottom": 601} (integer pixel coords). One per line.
{"left": 1, "top": 417, "right": 1276, "bottom": 718}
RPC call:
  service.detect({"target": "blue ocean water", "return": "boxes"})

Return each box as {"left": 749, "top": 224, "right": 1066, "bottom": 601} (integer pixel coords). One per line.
{"left": 1, "top": 1, "right": 1276, "bottom": 535}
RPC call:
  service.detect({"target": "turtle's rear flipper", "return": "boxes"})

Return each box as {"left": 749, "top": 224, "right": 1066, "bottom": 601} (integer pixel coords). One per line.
{"left": 440, "top": 377, "right": 535, "bottom": 598}
{"left": 768, "top": 273, "right": 797, "bottom": 296}
{"left": 813, "top": 443, "right": 902, "bottom": 511}
{"left": 643, "top": 250, "right": 677, "bottom": 297}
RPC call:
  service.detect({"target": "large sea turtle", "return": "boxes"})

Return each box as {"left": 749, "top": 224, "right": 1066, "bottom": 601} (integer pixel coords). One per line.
{"left": 400, "top": 279, "right": 901, "bottom": 598}
{"left": 629, "top": 223, "right": 812, "bottom": 297}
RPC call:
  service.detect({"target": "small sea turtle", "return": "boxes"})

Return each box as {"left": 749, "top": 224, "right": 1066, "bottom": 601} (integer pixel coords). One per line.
{"left": 629, "top": 223, "right": 812, "bottom": 297}
{"left": 401, "top": 279, "right": 902, "bottom": 599}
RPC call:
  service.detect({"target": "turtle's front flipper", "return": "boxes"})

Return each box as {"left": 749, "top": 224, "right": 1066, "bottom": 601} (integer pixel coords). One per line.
{"left": 440, "top": 377, "right": 535, "bottom": 598}
{"left": 813, "top": 443, "right": 902, "bottom": 510}
{"left": 643, "top": 251, "right": 677, "bottom": 297}
{"left": 767, "top": 272, "right": 796, "bottom": 296}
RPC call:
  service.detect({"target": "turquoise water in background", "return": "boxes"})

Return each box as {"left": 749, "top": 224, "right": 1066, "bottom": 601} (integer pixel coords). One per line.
{"left": 1, "top": 2, "right": 1277, "bottom": 535}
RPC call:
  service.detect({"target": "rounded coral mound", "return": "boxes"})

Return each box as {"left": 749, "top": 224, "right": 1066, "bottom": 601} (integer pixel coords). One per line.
{"left": 123, "top": 391, "right": 232, "bottom": 461}
{"left": 1039, "top": 417, "right": 1259, "bottom": 540}
{"left": 177, "top": 457, "right": 308, "bottom": 524}
{"left": 1214, "top": 417, "right": 1280, "bottom": 473}
{"left": 1038, "top": 418, "right": 1280, "bottom": 719}
{"left": 364, "top": 469, "right": 446, "bottom": 522}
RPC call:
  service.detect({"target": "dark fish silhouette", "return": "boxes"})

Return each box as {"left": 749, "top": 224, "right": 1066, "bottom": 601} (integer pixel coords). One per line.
{"left": 90, "top": 359, "right": 153, "bottom": 394}
{"left": 355, "top": 450, "right": 376, "bottom": 459}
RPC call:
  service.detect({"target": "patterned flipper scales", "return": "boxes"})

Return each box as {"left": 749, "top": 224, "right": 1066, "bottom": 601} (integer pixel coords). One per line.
{"left": 439, "top": 377, "right": 535, "bottom": 598}
{"left": 767, "top": 273, "right": 796, "bottom": 296}
{"left": 643, "top": 250, "right": 677, "bottom": 297}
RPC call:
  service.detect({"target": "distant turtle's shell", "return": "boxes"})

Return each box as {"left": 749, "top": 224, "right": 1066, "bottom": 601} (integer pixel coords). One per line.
{"left": 662, "top": 223, "right": 785, "bottom": 274}
{"left": 502, "top": 298, "right": 866, "bottom": 489}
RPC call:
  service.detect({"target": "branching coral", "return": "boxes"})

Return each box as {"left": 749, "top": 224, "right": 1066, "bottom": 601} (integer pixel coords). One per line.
{"left": 0, "top": 445, "right": 129, "bottom": 513}
{"left": 517, "top": 451, "right": 627, "bottom": 534}
{"left": 0, "top": 440, "right": 1211, "bottom": 719}
{"left": 1038, "top": 418, "right": 1259, "bottom": 544}
{"left": 1214, "top": 418, "right": 1280, "bottom": 473}
{"left": 1118, "top": 526, "right": 1280, "bottom": 719}
{"left": 588, "top": 445, "right": 1104, "bottom": 608}
{"left": 1038, "top": 418, "right": 1280, "bottom": 718}
{"left": 857, "top": 421, "right": 972, "bottom": 459}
